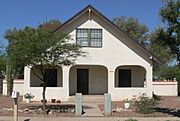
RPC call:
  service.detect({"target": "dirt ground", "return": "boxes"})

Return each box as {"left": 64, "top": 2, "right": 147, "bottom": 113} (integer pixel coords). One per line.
{"left": 0, "top": 96, "right": 75, "bottom": 116}
{"left": 1, "top": 96, "right": 180, "bottom": 117}
{"left": 98, "top": 96, "right": 180, "bottom": 117}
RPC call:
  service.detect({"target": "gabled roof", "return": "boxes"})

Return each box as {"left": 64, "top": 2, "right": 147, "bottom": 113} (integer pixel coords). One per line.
{"left": 54, "top": 5, "right": 162, "bottom": 64}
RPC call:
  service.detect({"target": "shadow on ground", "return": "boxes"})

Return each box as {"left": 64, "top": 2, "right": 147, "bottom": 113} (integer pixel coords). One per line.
{"left": 155, "top": 107, "right": 180, "bottom": 117}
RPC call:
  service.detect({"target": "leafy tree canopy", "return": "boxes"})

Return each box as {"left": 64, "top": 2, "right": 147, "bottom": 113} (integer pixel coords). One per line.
{"left": 149, "top": 0, "right": 180, "bottom": 66}
{"left": 113, "top": 16, "right": 149, "bottom": 46}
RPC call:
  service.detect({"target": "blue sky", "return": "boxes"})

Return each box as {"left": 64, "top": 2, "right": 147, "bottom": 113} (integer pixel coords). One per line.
{"left": 0, "top": 0, "right": 163, "bottom": 46}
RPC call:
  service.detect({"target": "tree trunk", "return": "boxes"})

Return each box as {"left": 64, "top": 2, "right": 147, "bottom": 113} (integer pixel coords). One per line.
{"left": 0, "top": 78, "right": 2, "bottom": 95}
{"left": 42, "top": 83, "right": 47, "bottom": 115}
{"left": 6, "top": 58, "right": 13, "bottom": 96}
{"left": 177, "top": 53, "right": 180, "bottom": 67}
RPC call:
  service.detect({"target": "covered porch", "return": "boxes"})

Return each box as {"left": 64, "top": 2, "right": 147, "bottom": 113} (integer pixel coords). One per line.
{"left": 69, "top": 65, "right": 108, "bottom": 95}
{"left": 24, "top": 64, "right": 152, "bottom": 101}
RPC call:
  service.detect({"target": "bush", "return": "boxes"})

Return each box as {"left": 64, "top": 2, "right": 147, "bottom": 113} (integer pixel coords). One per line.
{"left": 154, "top": 66, "right": 180, "bottom": 81}
{"left": 124, "top": 118, "right": 138, "bottom": 121}
{"left": 134, "top": 93, "right": 156, "bottom": 114}
{"left": 153, "top": 93, "right": 161, "bottom": 101}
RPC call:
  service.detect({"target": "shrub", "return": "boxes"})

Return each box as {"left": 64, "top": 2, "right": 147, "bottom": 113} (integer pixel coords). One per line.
{"left": 153, "top": 93, "right": 161, "bottom": 101}
{"left": 24, "top": 93, "right": 34, "bottom": 99}
{"left": 124, "top": 118, "right": 138, "bottom": 121}
{"left": 134, "top": 93, "right": 156, "bottom": 114}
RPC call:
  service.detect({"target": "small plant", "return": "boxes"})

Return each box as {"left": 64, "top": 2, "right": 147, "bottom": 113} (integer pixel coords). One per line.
{"left": 123, "top": 99, "right": 131, "bottom": 109}
{"left": 153, "top": 93, "right": 161, "bottom": 101}
{"left": 134, "top": 93, "right": 156, "bottom": 114}
{"left": 24, "top": 93, "right": 34, "bottom": 99}
{"left": 123, "top": 99, "right": 130, "bottom": 103}
{"left": 124, "top": 118, "right": 138, "bottom": 121}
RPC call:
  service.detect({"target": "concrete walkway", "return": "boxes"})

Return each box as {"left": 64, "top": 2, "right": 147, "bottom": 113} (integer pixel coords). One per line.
{"left": 82, "top": 103, "right": 103, "bottom": 116}
{"left": 1, "top": 116, "right": 180, "bottom": 121}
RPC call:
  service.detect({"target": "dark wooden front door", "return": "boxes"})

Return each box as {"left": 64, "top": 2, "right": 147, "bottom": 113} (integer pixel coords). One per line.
{"left": 77, "top": 69, "right": 89, "bottom": 94}
{"left": 119, "top": 69, "right": 131, "bottom": 87}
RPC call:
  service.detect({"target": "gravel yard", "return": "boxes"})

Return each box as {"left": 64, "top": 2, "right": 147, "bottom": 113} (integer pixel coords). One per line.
{"left": 98, "top": 96, "right": 180, "bottom": 117}
{"left": 0, "top": 95, "right": 75, "bottom": 117}
{"left": 1, "top": 96, "right": 180, "bottom": 117}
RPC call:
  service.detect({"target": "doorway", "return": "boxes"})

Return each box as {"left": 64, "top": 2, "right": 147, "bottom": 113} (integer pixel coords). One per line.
{"left": 77, "top": 69, "right": 89, "bottom": 94}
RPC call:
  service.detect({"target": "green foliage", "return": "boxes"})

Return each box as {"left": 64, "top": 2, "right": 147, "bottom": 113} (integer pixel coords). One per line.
{"left": 148, "top": 28, "right": 174, "bottom": 64}
{"left": 5, "top": 24, "right": 84, "bottom": 113}
{"left": 113, "top": 16, "right": 149, "bottom": 46}
{"left": 0, "top": 54, "right": 6, "bottom": 77}
{"left": 154, "top": 66, "right": 180, "bottom": 81}
{"left": 124, "top": 118, "right": 138, "bottom": 121}
{"left": 134, "top": 93, "right": 156, "bottom": 114}
{"left": 149, "top": 0, "right": 180, "bottom": 66}
{"left": 153, "top": 93, "right": 161, "bottom": 101}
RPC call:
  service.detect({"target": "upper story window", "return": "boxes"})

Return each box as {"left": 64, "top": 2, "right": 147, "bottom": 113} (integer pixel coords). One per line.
{"left": 76, "top": 28, "right": 102, "bottom": 47}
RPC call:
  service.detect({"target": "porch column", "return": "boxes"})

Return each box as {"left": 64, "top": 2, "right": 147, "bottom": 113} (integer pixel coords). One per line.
{"left": 108, "top": 68, "right": 114, "bottom": 94}
{"left": 62, "top": 66, "right": 70, "bottom": 98}
{"left": 146, "top": 66, "right": 153, "bottom": 97}
{"left": 24, "top": 66, "right": 31, "bottom": 92}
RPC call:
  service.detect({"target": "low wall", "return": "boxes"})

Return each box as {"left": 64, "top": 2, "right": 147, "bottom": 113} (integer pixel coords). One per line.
{"left": 3, "top": 79, "right": 24, "bottom": 95}
{"left": 153, "top": 80, "right": 178, "bottom": 96}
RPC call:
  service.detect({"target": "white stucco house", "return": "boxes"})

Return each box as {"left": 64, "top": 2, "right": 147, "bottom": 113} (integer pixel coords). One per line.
{"left": 4, "top": 5, "right": 178, "bottom": 101}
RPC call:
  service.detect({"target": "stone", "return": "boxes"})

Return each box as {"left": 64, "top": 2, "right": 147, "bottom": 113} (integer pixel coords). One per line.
{"left": 75, "top": 93, "right": 82, "bottom": 116}
{"left": 23, "top": 108, "right": 29, "bottom": 112}
{"left": 104, "top": 93, "right": 112, "bottom": 115}
{"left": 37, "top": 108, "right": 43, "bottom": 112}
{"left": 116, "top": 107, "right": 123, "bottom": 112}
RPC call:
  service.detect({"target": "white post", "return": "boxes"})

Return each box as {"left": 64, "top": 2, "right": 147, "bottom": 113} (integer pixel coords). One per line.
{"left": 62, "top": 66, "right": 70, "bottom": 100}
{"left": 108, "top": 68, "right": 114, "bottom": 96}
{"left": 24, "top": 66, "right": 31, "bottom": 90}
{"left": 146, "top": 66, "right": 153, "bottom": 97}
{"left": 12, "top": 91, "right": 19, "bottom": 121}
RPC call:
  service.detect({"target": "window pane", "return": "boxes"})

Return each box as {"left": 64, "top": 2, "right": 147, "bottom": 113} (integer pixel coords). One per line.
{"left": 91, "top": 38, "right": 102, "bottom": 47}
{"left": 90, "top": 29, "right": 102, "bottom": 47}
{"left": 77, "top": 29, "right": 88, "bottom": 46}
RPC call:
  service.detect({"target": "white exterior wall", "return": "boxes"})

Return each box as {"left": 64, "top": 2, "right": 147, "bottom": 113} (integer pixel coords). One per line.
{"left": 153, "top": 81, "right": 178, "bottom": 96}
{"left": 60, "top": 12, "right": 153, "bottom": 100}
{"left": 24, "top": 66, "right": 70, "bottom": 101}
{"left": 23, "top": 10, "right": 154, "bottom": 101}
{"left": 3, "top": 79, "right": 24, "bottom": 95}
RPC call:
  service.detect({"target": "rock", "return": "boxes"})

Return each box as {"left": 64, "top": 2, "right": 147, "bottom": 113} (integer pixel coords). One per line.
{"left": 49, "top": 110, "right": 53, "bottom": 115}
{"left": 24, "top": 108, "right": 29, "bottom": 112}
{"left": 37, "top": 107, "right": 42, "bottom": 112}
{"left": 18, "top": 109, "right": 23, "bottom": 112}
{"left": 116, "top": 107, "right": 123, "bottom": 112}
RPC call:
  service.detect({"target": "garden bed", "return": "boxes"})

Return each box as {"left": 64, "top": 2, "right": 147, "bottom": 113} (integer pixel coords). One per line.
{"left": 98, "top": 96, "right": 180, "bottom": 117}
{"left": 0, "top": 95, "right": 75, "bottom": 116}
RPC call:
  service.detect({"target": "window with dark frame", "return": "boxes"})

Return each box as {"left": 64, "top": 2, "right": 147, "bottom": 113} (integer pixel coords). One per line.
{"left": 76, "top": 28, "right": 102, "bottom": 47}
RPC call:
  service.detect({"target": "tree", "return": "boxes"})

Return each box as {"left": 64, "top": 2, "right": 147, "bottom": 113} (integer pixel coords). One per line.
{"left": 5, "top": 28, "right": 25, "bottom": 95}
{"left": 0, "top": 54, "right": 6, "bottom": 95}
{"left": 38, "top": 19, "right": 61, "bottom": 31}
{"left": 6, "top": 26, "right": 84, "bottom": 114}
{"left": 4, "top": 19, "right": 62, "bottom": 96}
{"left": 113, "top": 16, "right": 149, "bottom": 46}
{"left": 151, "top": 0, "right": 180, "bottom": 66}
{"left": 148, "top": 27, "right": 174, "bottom": 64}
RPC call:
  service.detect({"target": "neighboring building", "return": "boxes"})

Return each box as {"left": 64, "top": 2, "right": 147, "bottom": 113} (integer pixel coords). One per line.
{"left": 3, "top": 5, "right": 178, "bottom": 101}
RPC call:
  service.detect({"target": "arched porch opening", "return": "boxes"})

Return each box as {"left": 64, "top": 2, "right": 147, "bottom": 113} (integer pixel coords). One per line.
{"left": 30, "top": 66, "right": 63, "bottom": 87}
{"left": 114, "top": 65, "right": 146, "bottom": 88}
{"left": 69, "top": 65, "right": 108, "bottom": 95}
